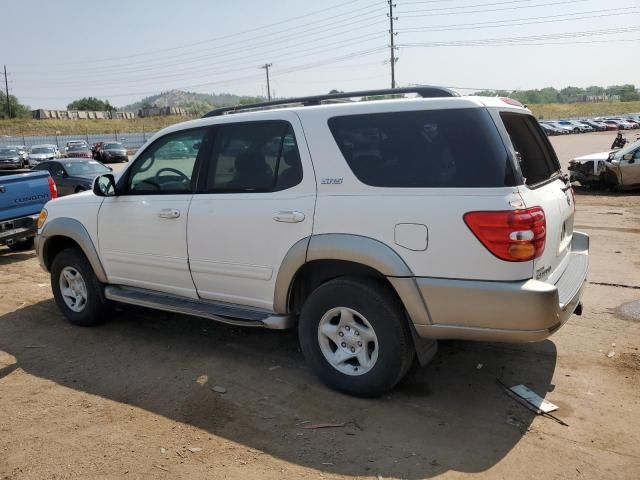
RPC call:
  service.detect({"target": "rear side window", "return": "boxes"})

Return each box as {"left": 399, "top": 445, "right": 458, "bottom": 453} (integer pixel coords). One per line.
{"left": 328, "top": 108, "right": 513, "bottom": 188}
{"left": 500, "top": 113, "right": 560, "bottom": 186}
{"left": 205, "top": 121, "right": 302, "bottom": 192}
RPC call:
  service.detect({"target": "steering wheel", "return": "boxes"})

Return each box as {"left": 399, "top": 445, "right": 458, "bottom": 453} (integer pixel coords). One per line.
{"left": 154, "top": 167, "right": 190, "bottom": 184}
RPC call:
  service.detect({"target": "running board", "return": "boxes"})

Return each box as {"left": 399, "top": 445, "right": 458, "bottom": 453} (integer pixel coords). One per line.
{"left": 104, "top": 285, "right": 294, "bottom": 330}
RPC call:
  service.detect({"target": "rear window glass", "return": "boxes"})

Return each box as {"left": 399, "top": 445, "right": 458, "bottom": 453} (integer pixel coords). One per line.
{"left": 500, "top": 113, "right": 560, "bottom": 186}
{"left": 327, "top": 108, "right": 513, "bottom": 188}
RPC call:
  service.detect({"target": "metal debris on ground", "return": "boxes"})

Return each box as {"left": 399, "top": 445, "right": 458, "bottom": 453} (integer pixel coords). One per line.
{"left": 607, "top": 351, "right": 616, "bottom": 358}
{"left": 476, "top": 363, "right": 483, "bottom": 369}
{"left": 302, "top": 422, "right": 345, "bottom": 430}
{"left": 212, "top": 385, "right": 227, "bottom": 394}
{"left": 497, "top": 379, "right": 568, "bottom": 427}
{"left": 187, "top": 447, "right": 203, "bottom": 453}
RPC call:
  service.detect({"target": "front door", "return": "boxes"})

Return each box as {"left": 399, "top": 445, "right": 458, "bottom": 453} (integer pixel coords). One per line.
{"left": 620, "top": 147, "right": 640, "bottom": 186}
{"left": 98, "top": 127, "right": 210, "bottom": 299}
{"left": 188, "top": 115, "right": 316, "bottom": 311}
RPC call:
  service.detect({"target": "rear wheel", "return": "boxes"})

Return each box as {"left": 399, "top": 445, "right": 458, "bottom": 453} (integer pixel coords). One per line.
{"left": 573, "top": 127, "right": 580, "bottom": 134}
{"left": 298, "top": 277, "right": 414, "bottom": 397}
{"left": 51, "top": 247, "right": 108, "bottom": 326}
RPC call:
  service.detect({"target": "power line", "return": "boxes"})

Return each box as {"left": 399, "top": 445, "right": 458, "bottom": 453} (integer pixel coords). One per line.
{"left": 17, "top": 0, "right": 378, "bottom": 70}
{"left": 397, "top": 7, "right": 640, "bottom": 33}
{"left": 398, "top": 26, "right": 640, "bottom": 47}
{"left": 399, "top": 0, "right": 587, "bottom": 17}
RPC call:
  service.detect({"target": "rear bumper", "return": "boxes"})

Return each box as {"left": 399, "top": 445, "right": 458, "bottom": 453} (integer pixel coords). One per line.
{"left": 0, "top": 214, "right": 40, "bottom": 246}
{"left": 412, "top": 231, "right": 589, "bottom": 343}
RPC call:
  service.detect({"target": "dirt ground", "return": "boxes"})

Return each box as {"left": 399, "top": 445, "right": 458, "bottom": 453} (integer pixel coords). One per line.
{"left": 1, "top": 130, "right": 640, "bottom": 479}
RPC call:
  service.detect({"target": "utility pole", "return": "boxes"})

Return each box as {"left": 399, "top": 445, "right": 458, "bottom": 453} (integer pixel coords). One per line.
{"left": 3, "top": 65, "right": 10, "bottom": 118}
{"left": 387, "top": 1, "right": 398, "bottom": 89}
{"left": 261, "top": 63, "right": 273, "bottom": 101}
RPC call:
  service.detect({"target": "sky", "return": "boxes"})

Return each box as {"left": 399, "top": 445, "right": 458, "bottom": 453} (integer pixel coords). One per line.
{"left": 2, "top": 0, "right": 639, "bottom": 109}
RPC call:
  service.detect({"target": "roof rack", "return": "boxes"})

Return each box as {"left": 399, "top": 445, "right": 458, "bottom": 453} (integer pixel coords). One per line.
{"left": 202, "top": 86, "right": 458, "bottom": 118}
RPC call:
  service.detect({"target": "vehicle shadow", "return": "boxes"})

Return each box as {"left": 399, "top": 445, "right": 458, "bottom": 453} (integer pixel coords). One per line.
{"left": 0, "top": 300, "right": 558, "bottom": 479}
{"left": 0, "top": 248, "right": 36, "bottom": 266}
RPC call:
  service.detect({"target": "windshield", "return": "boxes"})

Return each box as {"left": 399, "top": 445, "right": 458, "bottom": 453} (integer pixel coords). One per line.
{"left": 31, "top": 147, "right": 54, "bottom": 154}
{"left": 0, "top": 148, "right": 18, "bottom": 155}
{"left": 104, "top": 143, "right": 124, "bottom": 149}
{"left": 610, "top": 139, "right": 640, "bottom": 161}
{"left": 68, "top": 144, "right": 88, "bottom": 151}
{"left": 64, "top": 161, "right": 110, "bottom": 175}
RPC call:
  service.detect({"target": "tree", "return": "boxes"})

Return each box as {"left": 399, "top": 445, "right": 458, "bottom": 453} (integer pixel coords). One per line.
{"left": 67, "top": 97, "right": 116, "bottom": 111}
{"left": 0, "top": 92, "right": 30, "bottom": 119}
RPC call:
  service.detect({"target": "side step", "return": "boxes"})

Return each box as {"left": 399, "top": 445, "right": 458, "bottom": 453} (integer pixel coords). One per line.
{"left": 104, "top": 285, "right": 294, "bottom": 330}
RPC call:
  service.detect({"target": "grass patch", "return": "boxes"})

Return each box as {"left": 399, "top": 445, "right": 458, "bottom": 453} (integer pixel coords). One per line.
{"left": 529, "top": 101, "right": 640, "bottom": 120}
{"left": 0, "top": 116, "right": 194, "bottom": 137}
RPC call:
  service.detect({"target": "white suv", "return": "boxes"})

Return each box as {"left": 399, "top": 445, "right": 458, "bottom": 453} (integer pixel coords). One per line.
{"left": 35, "top": 88, "right": 588, "bottom": 397}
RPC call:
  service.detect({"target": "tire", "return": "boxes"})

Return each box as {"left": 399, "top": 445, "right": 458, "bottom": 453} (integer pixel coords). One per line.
{"left": 50, "top": 247, "right": 107, "bottom": 326}
{"left": 298, "top": 277, "right": 415, "bottom": 397}
{"left": 8, "top": 238, "right": 34, "bottom": 251}
{"left": 573, "top": 127, "right": 580, "bottom": 134}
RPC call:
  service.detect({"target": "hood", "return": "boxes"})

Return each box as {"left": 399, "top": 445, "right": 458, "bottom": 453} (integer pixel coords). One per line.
{"left": 572, "top": 151, "right": 612, "bottom": 163}
{"left": 30, "top": 153, "right": 55, "bottom": 159}
{"left": 103, "top": 148, "right": 127, "bottom": 153}
{"left": 0, "top": 154, "right": 20, "bottom": 161}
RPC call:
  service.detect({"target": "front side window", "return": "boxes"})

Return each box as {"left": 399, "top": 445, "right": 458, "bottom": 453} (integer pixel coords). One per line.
{"left": 205, "top": 121, "right": 302, "bottom": 192}
{"left": 328, "top": 108, "right": 512, "bottom": 188}
{"left": 127, "top": 128, "right": 206, "bottom": 194}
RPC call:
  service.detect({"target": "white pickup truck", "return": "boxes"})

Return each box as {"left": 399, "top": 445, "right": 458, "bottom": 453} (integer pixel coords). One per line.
{"left": 35, "top": 88, "right": 588, "bottom": 397}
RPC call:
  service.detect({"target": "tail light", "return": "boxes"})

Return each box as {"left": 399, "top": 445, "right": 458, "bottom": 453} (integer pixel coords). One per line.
{"left": 47, "top": 175, "right": 58, "bottom": 199}
{"left": 464, "top": 207, "right": 546, "bottom": 262}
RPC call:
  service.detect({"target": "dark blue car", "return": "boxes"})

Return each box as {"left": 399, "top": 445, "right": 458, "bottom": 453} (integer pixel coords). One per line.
{"left": 34, "top": 158, "right": 112, "bottom": 196}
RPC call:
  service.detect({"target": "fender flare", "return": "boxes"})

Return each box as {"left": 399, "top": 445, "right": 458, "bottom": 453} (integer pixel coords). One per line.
{"left": 274, "top": 234, "right": 432, "bottom": 325}
{"left": 38, "top": 217, "right": 108, "bottom": 283}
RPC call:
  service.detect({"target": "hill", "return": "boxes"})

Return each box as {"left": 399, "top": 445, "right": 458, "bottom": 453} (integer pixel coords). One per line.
{"left": 121, "top": 90, "right": 264, "bottom": 116}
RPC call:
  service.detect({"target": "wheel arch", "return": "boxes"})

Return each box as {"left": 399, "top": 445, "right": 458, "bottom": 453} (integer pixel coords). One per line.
{"left": 274, "top": 234, "right": 432, "bottom": 326}
{"left": 38, "top": 217, "right": 108, "bottom": 283}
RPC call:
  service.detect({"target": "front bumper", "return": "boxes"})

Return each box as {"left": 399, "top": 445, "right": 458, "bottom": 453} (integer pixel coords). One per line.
{"left": 412, "top": 232, "right": 589, "bottom": 342}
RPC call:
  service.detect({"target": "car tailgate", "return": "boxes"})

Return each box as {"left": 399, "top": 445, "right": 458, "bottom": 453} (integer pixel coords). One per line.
{"left": 0, "top": 170, "right": 52, "bottom": 222}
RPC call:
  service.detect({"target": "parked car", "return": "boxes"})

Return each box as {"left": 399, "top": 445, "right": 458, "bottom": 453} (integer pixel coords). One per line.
{"left": 579, "top": 120, "right": 608, "bottom": 132}
{"left": 0, "top": 169, "right": 57, "bottom": 251}
{"left": 542, "top": 121, "right": 572, "bottom": 134}
{"left": 569, "top": 150, "right": 612, "bottom": 185}
{"left": 540, "top": 123, "right": 563, "bottom": 136}
{"left": 603, "top": 119, "right": 633, "bottom": 130}
{"left": 6, "top": 145, "right": 30, "bottom": 167}
{"left": 556, "top": 120, "right": 593, "bottom": 133}
{"left": 28, "top": 144, "right": 59, "bottom": 166}
{"left": 605, "top": 139, "right": 640, "bottom": 189}
{"left": 64, "top": 143, "right": 93, "bottom": 158}
{"left": 608, "top": 117, "right": 639, "bottom": 129}
{"left": 36, "top": 88, "right": 588, "bottom": 397}
{"left": 65, "top": 140, "right": 89, "bottom": 152}
{"left": 0, "top": 147, "right": 24, "bottom": 170}
{"left": 34, "top": 158, "right": 112, "bottom": 196}
{"left": 96, "top": 142, "right": 128, "bottom": 163}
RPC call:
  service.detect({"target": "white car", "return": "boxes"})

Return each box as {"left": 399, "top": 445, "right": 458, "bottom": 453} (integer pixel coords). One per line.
{"left": 28, "top": 144, "right": 60, "bottom": 166}
{"left": 35, "top": 88, "right": 589, "bottom": 397}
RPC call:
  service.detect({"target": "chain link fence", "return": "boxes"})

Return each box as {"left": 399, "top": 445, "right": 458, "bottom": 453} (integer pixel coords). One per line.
{"left": 0, "top": 131, "right": 155, "bottom": 152}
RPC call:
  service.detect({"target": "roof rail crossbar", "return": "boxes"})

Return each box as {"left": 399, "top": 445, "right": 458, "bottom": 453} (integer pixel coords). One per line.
{"left": 202, "top": 86, "right": 458, "bottom": 118}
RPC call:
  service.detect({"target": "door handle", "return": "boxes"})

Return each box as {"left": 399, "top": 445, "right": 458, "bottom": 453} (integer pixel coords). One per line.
{"left": 273, "top": 210, "right": 305, "bottom": 223}
{"left": 158, "top": 208, "right": 180, "bottom": 219}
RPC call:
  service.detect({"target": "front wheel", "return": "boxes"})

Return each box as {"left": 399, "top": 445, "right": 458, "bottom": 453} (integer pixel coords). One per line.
{"left": 51, "top": 247, "right": 108, "bottom": 326}
{"left": 298, "top": 277, "right": 415, "bottom": 397}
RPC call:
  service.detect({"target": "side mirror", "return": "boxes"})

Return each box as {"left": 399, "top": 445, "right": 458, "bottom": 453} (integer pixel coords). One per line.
{"left": 93, "top": 173, "right": 117, "bottom": 197}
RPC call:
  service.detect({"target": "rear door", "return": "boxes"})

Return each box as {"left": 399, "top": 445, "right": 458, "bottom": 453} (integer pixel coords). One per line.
{"left": 498, "top": 112, "right": 574, "bottom": 283}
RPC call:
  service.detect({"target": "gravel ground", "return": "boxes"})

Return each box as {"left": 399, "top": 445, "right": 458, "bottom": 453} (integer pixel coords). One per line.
{"left": 1, "top": 130, "right": 639, "bottom": 479}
